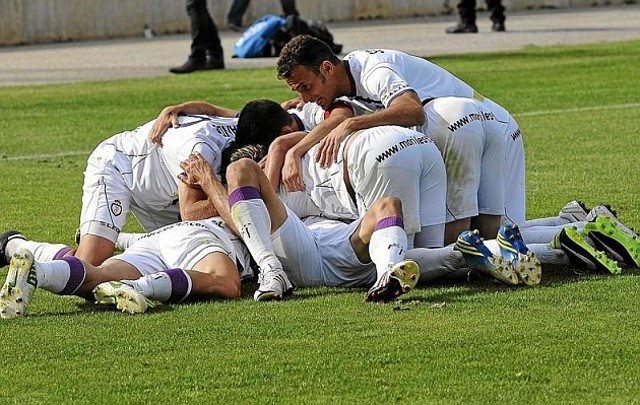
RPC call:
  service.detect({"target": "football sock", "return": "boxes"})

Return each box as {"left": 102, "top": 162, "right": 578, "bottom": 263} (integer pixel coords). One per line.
{"left": 524, "top": 216, "right": 568, "bottom": 227}
{"left": 413, "top": 223, "right": 446, "bottom": 249}
{"left": 127, "top": 269, "right": 193, "bottom": 303}
{"left": 228, "top": 186, "right": 282, "bottom": 273}
{"left": 115, "top": 232, "right": 146, "bottom": 251}
{"left": 7, "top": 240, "right": 72, "bottom": 262}
{"left": 528, "top": 243, "right": 570, "bottom": 266}
{"left": 36, "top": 257, "right": 86, "bottom": 294}
{"left": 520, "top": 222, "right": 586, "bottom": 244}
{"left": 369, "top": 216, "right": 407, "bottom": 280}
{"left": 405, "top": 244, "right": 468, "bottom": 283}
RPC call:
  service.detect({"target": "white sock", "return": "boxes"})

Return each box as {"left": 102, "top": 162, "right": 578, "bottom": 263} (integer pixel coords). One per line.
{"left": 524, "top": 216, "right": 568, "bottom": 227}
{"left": 368, "top": 219, "right": 407, "bottom": 281}
{"left": 229, "top": 189, "right": 282, "bottom": 273}
{"left": 521, "top": 221, "right": 587, "bottom": 245}
{"left": 36, "top": 257, "right": 86, "bottom": 294}
{"left": 126, "top": 269, "right": 192, "bottom": 303}
{"left": 8, "top": 240, "right": 72, "bottom": 262}
{"left": 405, "top": 244, "right": 468, "bottom": 283}
{"left": 528, "top": 243, "right": 570, "bottom": 266}
{"left": 115, "top": 232, "right": 146, "bottom": 251}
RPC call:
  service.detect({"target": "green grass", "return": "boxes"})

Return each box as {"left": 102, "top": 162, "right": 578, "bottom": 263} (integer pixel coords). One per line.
{"left": 1, "top": 40, "right": 640, "bottom": 404}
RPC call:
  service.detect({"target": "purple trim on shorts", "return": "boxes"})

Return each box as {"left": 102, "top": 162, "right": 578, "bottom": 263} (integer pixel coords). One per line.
{"left": 228, "top": 186, "right": 261, "bottom": 206}
{"left": 53, "top": 246, "right": 74, "bottom": 260}
{"left": 59, "top": 256, "right": 86, "bottom": 295}
{"left": 166, "top": 268, "right": 190, "bottom": 303}
{"left": 374, "top": 216, "right": 404, "bottom": 231}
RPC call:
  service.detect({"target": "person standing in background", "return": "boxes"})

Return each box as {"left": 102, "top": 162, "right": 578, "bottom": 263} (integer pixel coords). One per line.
{"left": 446, "top": 0, "right": 506, "bottom": 33}
{"left": 170, "top": 0, "right": 225, "bottom": 74}
{"left": 227, "top": 0, "right": 299, "bottom": 32}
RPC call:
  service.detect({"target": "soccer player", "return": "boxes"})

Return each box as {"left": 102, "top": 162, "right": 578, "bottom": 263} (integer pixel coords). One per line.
{"left": 254, "top": 122, "right": 448, "bottom": 249}
{"left": 276, "top": 35, "right": 526, "bottom": 245}
{"left": 1, "top": 113, "right": 239, "bottom": 267}
{"left": 180, "top": 151, "right": 420, "bottom": 302}
{"left": 0, "top": 217, "right": 252, "bottom": 318}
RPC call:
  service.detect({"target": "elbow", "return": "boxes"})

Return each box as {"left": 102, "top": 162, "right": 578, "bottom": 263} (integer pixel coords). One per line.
{"left": 268, "top": 137, "right": 291, "bottom": 156}
{"left": 413, "top": 107, "right": 426, "bottom": 126}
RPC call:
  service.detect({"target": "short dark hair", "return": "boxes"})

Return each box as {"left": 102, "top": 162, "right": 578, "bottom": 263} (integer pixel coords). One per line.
{"left": 235, "top": 99, "right": 290, "bottom": 148}
{"left": 277, "top": 34, "right": 340, "bottom": 79}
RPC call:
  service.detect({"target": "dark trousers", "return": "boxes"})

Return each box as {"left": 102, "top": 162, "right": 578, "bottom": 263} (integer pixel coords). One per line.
{"left": 227, "top": 0, "right": 299, "bottom": 25}
{"left": 187, "top": 0, "right": 223, "bottom": 61}
{"left": 457, "top": 0, "right": 505, "bottom": 25}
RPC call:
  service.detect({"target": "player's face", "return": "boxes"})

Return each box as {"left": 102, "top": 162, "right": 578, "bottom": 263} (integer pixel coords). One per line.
{"left": 285, "top": 64, "right": 337, "bottom": 111}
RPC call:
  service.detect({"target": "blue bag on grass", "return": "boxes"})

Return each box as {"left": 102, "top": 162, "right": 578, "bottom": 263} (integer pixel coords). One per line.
{"left": 233, "top": 15, "right": 286, "bottom": 58}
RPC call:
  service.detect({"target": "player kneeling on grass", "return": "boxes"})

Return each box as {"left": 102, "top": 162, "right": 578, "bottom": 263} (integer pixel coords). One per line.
{"left": 0, "top": 217, "right": 251, "bottom": 318}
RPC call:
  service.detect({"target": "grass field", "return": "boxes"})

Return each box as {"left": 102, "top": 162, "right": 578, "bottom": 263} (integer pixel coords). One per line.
{"left": 1, "top": 39, "right": 639, "bottom": 404}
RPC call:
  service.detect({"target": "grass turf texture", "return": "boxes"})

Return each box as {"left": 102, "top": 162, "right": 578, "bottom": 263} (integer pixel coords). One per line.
{"left": 1, "top": 40, "right": 639, "bottom": 404}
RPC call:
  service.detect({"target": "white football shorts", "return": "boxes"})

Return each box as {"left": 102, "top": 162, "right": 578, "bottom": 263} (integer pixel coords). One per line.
{"left": 112, "top": 219, "right": 238, "bottom": 276}
{"left": 270, "top": 208, "right": 376, "bottom": 288}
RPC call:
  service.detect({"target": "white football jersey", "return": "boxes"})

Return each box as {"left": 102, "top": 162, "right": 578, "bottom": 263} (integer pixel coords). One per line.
{"left": 344, "top": 49, "right": 476, "bottom": 110}
{"left": 289, "top": 98, "right": 371, "bottom": 131}
{"left": 105, "top": 114, "right": 237, "bottom": 210}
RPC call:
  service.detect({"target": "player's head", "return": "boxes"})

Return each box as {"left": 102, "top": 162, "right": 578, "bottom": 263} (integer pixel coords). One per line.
{"left": 277, "top": 35, "right": 342, "bottom": 110}
{"left": 236, "top": 99, "right": 291, "bottom": 148}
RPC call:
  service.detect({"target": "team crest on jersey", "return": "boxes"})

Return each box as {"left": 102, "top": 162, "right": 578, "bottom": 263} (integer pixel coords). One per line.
{"left": 111, "top": 200, "right": 123, "bottom": 216}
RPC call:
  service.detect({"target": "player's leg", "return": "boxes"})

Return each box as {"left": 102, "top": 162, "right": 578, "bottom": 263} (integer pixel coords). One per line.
{"left": 225, "top": 158, "right": 293, "bottom": 301}
{"left": 346, "top": 197, "right": 419, "bottom": 302}
{"left": 74, "top": 150, "right": 133, "bottom": 266}
{"left": 346, "top": 127, "right": 447, "bottom": 248}
{"left": 94, "top": 221, "right": 239, "bottom": 312}
{"left": 423, "top": 97, "right": 485, "bottom": 245}
{"left": 405, "top": 244, "right": 469, "bottom": 283}
{"left": 0, "top": 247, "right": 141, "bottom": 318}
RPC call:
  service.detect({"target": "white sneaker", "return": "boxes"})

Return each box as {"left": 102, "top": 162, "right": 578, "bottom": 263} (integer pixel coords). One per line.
{"left": 0, "top": 248, "right": 38, "bottom": 319}
{"left": 559, "top": 200, "right": 589, "bottom": 223}
{"left": 365, "top": 260, "right": 420, "bottom": 303}
{"left": 254, "top": 269, "right": 293, "bottom": 302}
{"left": 93, "top": 281, "right": 156, "bottom": 314}
{"left": 586, "top": 204, "right": 637, "bottom": 238}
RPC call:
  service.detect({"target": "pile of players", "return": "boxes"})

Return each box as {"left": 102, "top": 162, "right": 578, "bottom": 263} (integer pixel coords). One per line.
{"left": 1, "top": 35, "right": 639, "bottom": 318}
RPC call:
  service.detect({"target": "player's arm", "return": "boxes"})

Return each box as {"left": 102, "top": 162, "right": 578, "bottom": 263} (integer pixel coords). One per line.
{"left": 263, "top": 131, "right": 307, "bottom": 191}
{"left": 315, "top": 91, "right": 423, "bottom": 167}
{"left": 180, "top": 152, "right": 240, "bottom": 236}
{"left": 177, "top": 180, "right": 219, "bottom": 220}
{"left": 150, "top": 101, "right": 240, "bottom": 145}
{"left": 340, "top": 90, "right": 424, "bottom": 131}
{"left": 281, "top": 97, "right": 304, "bottom": 110}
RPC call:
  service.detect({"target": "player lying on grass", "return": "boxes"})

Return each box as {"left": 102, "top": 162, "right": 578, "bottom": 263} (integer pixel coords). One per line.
{"left": 0, "top": 217, "right": 252, "bottom": 318}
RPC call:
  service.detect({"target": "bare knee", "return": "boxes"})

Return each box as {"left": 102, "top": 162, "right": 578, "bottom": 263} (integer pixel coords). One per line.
{"left": 226, "top": 158, "right": 260, "bottom": 189}
{"left": 370, "top": 196, "right": 403, "bottom": 219}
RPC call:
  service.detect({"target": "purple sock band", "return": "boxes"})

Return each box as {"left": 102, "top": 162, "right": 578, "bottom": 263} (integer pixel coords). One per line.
{"left": 228, "top": 186, "right": 261, "bottom": 207}
{"left": 59, "top": 256, "right": 86, "bottom": 295}
{"left": 374, "top": 216, "right": 404, "bottom": 231}
{"left": 53, "top": 246, "right": 73, "bottom": 260}
{"left": 165, "top": 268, "right": 190, "bottom": 303}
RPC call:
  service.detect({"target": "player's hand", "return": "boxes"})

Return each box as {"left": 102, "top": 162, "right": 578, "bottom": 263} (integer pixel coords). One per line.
{"left": 315, "top": 119, "right": 353, "bottom": 167}
{"left": 282, "top": 151, "right": 305, "bottom": 192}
{"left": 150, "top": 105, "right": 181, "bottom": 146}
{"left": 281, "top": 97, "right": 304, "bottom": 111}
{"left": 179, "top": 152, "right": 213, "bottom": 188}
{"left": 258, "top": 154, "right": 268, "bottom": 170}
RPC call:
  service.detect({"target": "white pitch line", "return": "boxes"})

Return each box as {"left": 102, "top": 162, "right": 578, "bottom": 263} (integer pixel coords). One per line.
{"left": 514, "top": 102, "right": 640, "bottom": 118}
{"left": 1, "top": 150, "right": 90, "bottom": 161}
{"left": 1, "top": 103, "right": 639, "bottom": 161}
